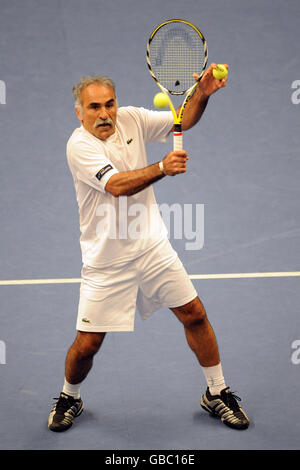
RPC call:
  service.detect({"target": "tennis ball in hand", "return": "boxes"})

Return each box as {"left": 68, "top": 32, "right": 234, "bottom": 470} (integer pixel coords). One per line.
{"left": 213, "top": 64, "right": 228, "bottom": 80}
{"left": 153, "top": 92, "right": 169, "bottom": 108}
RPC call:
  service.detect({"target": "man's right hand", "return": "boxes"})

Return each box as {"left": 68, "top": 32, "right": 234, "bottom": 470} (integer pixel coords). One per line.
{"left": 162, "top": 150, "right": 189, "bottom": 176}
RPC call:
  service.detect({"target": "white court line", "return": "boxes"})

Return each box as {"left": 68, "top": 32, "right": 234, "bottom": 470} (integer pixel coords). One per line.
{"left": 0, "top": 278, "right": 82, "bottom": 286}
{"left": 0, "top": 272, "right": 299, "bottom": 286}
{"left": 190, "top": 272, "right": 300, "bottom": 279}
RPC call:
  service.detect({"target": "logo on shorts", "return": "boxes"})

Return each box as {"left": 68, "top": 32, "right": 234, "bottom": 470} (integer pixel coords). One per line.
{"left": 127, "top": 138, "right": 133, "bottom": 145}
{"left": 82, "top": 317, "right": 90, "bottom": 323}
{"left": 95, "top": 164, "right": 113, "bottom": 181}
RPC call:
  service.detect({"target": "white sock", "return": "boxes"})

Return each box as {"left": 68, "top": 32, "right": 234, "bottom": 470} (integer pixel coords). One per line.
{"left": 62, "top": 378, "right": 81, "bottom": 399}
{"left": 201, "top": 363, "right": 226, "bottom": 396}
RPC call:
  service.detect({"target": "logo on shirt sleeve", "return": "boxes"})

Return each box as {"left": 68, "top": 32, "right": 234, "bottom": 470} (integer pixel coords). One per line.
{"left": 95, "top": 164, "right": 113, "bottom": 181}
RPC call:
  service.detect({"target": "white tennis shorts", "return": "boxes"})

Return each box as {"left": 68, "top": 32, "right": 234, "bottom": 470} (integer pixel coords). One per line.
{"left": 76, "top": 238, "right": 197, "bottom": 332}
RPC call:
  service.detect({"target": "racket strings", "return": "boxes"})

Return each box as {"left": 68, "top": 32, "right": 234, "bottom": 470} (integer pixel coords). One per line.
{"left": 149, "top": 23, "right": 206, "bottom": 94}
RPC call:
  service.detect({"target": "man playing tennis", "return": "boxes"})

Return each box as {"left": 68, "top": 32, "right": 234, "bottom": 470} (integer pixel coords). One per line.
{"left": 48, "top": 64, "right": 250, "bottom": 432}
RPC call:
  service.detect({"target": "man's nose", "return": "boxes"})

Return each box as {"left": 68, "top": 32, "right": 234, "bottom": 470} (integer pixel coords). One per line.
{"left": 98, "top": 107, "right": 109, "bottom": 120}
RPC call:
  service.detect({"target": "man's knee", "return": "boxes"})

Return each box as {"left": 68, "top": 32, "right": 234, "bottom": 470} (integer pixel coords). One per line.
{"left": 171, "top": 297, "right": 207, "bottom": 329}
{"left": 74, "top": 331, "right": 105, "bottom": 358}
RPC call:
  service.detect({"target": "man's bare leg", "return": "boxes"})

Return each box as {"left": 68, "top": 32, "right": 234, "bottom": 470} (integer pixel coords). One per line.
{"left": 171, "top": 297, "right": 250, "bottom": 429}
{"left": 170, "top": 295, "right": 229, "bottom": 399}
{"left": 65, "top": 331, "right": 106, "bottom": 384}
{"left": 48, "top": 331, "right": 105, "bottom": 432}
{"left": 171, "top": 296, "right": 220, "bottom": 367}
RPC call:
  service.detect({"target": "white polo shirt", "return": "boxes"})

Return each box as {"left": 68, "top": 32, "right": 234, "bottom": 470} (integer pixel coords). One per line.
{"left": 66, "top": 106, "right": 174, "bottom": 268}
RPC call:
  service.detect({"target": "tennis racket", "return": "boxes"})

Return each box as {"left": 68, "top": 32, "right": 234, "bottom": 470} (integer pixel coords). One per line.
{"left": 147, "top": 19, "right": 208, "bottom": 151}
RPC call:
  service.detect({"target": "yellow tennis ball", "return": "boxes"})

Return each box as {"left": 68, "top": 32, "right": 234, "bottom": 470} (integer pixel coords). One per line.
{"left": 213, "top": 64, "right": 228, "bottom": 80}
{"left": 153, "top": 92, "right": 169, "bottom": 108}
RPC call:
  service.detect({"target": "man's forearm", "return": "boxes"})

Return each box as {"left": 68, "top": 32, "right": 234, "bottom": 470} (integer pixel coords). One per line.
{"left": 178, "top": 87, "right": 209, "bottom": 131}
{"left": 175, "top": 63, "right": 229, "bottom": 132}
{"left": 105, "top": 162, "right": 164, "bottom": 197}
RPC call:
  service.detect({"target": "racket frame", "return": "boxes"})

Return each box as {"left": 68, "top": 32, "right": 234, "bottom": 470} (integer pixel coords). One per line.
{"left": 147, "top": 19, "right": 208, "bottom": 150}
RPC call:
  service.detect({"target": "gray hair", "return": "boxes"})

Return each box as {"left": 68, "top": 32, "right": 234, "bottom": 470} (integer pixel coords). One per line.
{"left": 72, "top": 75, "right": 116, "bottom": 113}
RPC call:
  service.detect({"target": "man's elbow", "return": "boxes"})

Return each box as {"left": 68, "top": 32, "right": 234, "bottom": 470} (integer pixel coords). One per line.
{"left": 105, "top": 183, "right": 122, "bottom": 197}
{"left": 105, "top": 181, "right": 130, "bottom": 197}
{"left": 105, "top": 174, "right": 123, "bottom": 197}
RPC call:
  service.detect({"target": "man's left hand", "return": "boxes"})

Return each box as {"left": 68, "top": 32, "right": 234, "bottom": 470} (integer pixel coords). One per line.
{"left": 193, "top": 63, "right": 229, "bottom": 98}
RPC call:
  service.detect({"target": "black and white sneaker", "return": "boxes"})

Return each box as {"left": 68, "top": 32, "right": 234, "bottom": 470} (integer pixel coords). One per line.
{"left": 200, "top": 387, "right": 250, "bottom": 430}
{"left": 48, "top": 392, "right": 83, "bottom": 432}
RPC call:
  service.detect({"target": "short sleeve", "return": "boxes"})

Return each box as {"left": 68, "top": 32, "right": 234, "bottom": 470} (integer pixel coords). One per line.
{"left": 67, "top": 138, "right": 119, "bottom": 193}
{"left": 124, "top": 107, "right": 174, "bottom": 144}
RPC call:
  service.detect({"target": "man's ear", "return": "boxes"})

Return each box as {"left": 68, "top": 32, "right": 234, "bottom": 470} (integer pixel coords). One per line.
{"left": 75, "top": 106, "right": 83, "bottom": 122}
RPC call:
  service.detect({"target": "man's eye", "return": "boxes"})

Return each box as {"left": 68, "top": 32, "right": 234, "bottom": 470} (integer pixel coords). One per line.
{"left": 90, "top": 104, "right": 99, "bottom": 109}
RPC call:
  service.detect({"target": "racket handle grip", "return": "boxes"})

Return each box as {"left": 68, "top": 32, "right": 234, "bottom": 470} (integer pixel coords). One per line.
{"left": 173, "top": 125, "right": 182, "bottom": 151}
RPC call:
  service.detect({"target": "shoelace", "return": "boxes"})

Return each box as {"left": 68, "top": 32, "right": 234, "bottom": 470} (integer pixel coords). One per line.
{"left": 221, "top": 388, "right": 242, "bottom": 412}
{"left": 52, "top": 394, "right": 76, "bottom": 412}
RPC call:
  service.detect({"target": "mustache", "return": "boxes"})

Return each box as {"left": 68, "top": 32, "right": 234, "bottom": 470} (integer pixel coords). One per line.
{"left": 94, "top": 118, "right": 114, "bottom": 128}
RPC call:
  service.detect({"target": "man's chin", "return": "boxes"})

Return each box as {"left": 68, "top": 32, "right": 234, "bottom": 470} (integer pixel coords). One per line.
{"left": 95, "top": 125, "right": 115, "bottom": 140}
